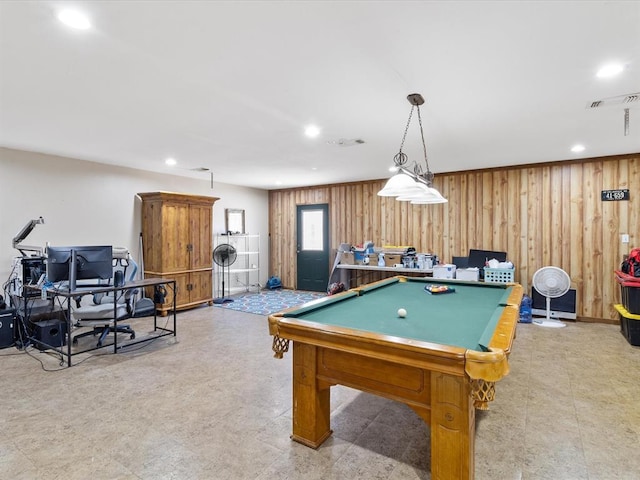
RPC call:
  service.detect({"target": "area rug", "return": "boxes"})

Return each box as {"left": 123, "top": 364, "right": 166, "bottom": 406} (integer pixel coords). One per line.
{"left": 214, "top": 289, "right": 326, "bottom": 315}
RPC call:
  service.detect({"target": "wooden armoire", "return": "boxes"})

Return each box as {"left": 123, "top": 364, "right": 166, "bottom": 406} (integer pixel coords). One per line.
{"left": 138, "top": 192, "right": 219, "bottom": 315}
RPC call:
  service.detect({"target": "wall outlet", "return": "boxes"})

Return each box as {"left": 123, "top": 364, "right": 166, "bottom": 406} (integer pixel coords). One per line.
{"left": 621, "top": 234, "right": 630, "bottom": 244}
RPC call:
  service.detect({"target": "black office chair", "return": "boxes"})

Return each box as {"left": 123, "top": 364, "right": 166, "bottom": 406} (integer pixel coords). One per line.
{"left": 72, "top": 249, "right": 137, "bottom": 347}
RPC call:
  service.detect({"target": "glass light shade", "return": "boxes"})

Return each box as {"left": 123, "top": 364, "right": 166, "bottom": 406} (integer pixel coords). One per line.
{"left": 410, "top": 196, "right": 448, "bottom": 204}
{"left": 410, "top": 188, "right": 448, "bottom": 204}
{"left": 396, "top": 183, "right": 439, "bottom": 201}
{"left": 397, "top": 183, "right": 448, "bottom": 204}
{"left": 377, "top": 173, "right": 423, "bottom": 196}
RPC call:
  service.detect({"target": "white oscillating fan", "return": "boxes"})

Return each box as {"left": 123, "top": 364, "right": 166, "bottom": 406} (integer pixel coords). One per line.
{"left": 532, "top": 266, "right": 571, "bottom": 328}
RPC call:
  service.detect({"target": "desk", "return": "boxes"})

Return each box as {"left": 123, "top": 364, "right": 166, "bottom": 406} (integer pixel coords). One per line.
{"left": 25, "top": 278, "right": 177, "bottom": 366}
{"left": 268, "top": 276, "right": 522, "bottom": 480}
{"left": 336, "top": 263, "right": 433, "bottom": 288}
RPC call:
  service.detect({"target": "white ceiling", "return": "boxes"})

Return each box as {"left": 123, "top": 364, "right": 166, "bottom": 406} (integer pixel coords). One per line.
{"left": 1, "top": 1, "right": 639, "bottom": 190}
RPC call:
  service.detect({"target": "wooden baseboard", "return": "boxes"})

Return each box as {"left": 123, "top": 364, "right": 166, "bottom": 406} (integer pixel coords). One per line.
{"left": 576, "top": 316, "right": 619, "bottom": 325}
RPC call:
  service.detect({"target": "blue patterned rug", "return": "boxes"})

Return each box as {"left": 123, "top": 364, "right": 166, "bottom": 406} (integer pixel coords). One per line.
{"left": 213, "top": 289, "right": 326, "bottom": 315}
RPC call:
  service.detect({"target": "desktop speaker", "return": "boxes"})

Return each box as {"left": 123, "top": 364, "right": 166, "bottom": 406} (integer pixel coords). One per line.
{"left": 0, "top": 308, "right": 15, "bottom": 349}
{"left": 33, "top": 319, "right": 67, "bottom": 350}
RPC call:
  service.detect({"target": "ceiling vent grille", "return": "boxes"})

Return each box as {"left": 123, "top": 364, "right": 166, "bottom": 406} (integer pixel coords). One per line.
{"left": 586, "top": 92, "right": 640, "bottom": 109}
{"left": 327, "top": 138, "right": 365, "bottom": 147}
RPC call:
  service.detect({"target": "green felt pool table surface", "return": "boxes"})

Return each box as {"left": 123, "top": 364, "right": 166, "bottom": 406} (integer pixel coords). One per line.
{"left": 284, "top": 276, "right": 519, "bottom": 351}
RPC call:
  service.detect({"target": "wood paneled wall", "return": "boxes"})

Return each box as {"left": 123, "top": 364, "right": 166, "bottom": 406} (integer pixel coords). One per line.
{"left": 269, "top": 153, "right": 639, "bottom": 321}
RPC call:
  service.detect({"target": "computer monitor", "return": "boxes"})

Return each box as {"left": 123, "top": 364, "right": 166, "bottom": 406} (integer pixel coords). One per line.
{"left": 46, "top": 245, "right": 113, "bottom": 290}
{"left": 452, "top": 256, "right": 469, "bottom": 268}
{"left": 531, "top": 286, "right": 577, "bottom": 320}
{"left": 467, "top": 249, "right": 507, "bottom": 268}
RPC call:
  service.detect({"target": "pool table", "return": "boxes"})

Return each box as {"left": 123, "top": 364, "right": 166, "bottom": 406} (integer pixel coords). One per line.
{"left": 268, "top": 276, "right": 522, "bottom": 480}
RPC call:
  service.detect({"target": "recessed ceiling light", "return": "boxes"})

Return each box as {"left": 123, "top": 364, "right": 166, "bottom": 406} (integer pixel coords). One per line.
{"left": 571, "top": 144, "right": 585, "bottom": 153}
{"left": 596, "top": 63, "right": 624, "bottom": 78}
{"left": 304, "top": 125, "right": 320, "bottom": 138}
{"left": 389, "top": 165, "right": 399, "bottom": 173}
{"left": 165, "top": 158, "right": 177, "bottom": 166}
{"left": 57, "top": 10, "right": 91, "bottom": 30}
{"left": 275, "top": 180, "right": 283, "bottom": 186}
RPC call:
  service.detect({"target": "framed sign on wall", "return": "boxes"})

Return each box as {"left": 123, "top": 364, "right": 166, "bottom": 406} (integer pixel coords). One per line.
{"left": 601, "top": 189, "right": 629, "bottom": 201}
{"left": 225, "top": 209, "right": 245, "bottom": 234}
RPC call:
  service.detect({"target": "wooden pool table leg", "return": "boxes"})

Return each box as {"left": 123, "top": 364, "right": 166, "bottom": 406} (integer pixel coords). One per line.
{"left": 430, "top": 372, "right": 475, "bottom": 480}
{"left": 290, "top": 342, "right": 332, "bottom": 448}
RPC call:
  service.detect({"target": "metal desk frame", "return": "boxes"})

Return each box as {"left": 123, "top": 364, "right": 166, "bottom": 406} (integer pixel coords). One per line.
{"left": 24, "top": 278, "right": 177, "bottom": 367}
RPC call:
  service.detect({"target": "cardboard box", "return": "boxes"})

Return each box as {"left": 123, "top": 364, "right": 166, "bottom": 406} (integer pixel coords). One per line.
{"left": 433, "top": 264, "right": 457, "bottom": 279}
{"left": 384, "top": 254, "right": 402, "bottom": 267}
{"left": 340, "top": 252, "right": 355, "bottom": 265}
{"left": 456, "top": 268, "right": 479, "bottom": 281}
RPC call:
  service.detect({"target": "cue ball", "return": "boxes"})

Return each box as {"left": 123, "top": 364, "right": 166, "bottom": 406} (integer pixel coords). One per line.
{"left": 397, "top": 308, "right": 407, "bottom": 318}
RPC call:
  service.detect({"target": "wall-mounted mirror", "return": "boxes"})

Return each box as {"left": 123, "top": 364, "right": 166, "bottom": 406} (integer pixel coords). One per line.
{"left": 225, "top": 208, "right": 245, "bottom": 234}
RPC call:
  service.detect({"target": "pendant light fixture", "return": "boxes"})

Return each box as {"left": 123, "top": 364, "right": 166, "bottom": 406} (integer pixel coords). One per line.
{"left": 377, "top": 93, "right": 447, "bottom": 204}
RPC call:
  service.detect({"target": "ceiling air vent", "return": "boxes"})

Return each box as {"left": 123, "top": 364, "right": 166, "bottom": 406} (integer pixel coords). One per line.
{"left": 586, "top": 92, "right": 640, "bottom": 109}
{"left": 327, "top": 138, "right": 365, "bottom": 147}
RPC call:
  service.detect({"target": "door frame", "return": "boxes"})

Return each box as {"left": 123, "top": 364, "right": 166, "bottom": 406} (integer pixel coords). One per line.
{"left": 296, "top": 204, "right": 330, "bottom": 291}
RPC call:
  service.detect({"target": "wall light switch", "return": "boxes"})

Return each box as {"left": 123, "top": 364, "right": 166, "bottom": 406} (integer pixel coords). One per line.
{"left": 621, "top": 234, "right": 630, "bottom": 244}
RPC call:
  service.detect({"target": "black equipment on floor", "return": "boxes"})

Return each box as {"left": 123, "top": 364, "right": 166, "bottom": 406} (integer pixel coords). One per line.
{"left": 0, "top": 308, "right": 16, "bottom": 349}
{"left": 33, "top": 319, "right": 67, "bottom": 350}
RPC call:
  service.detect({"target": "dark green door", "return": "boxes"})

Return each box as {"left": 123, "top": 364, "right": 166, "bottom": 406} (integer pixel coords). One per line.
{"left": 296, "top": 204, "right": 329, "bottom": 292}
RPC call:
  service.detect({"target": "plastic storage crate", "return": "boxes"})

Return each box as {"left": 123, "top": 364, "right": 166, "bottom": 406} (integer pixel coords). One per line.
{"left": 484, "top": 267, "right": 515, "bottom": 283}
{"left": 614, "top": 304, "right": 640, "bottom": 346}
{"left": 615, "top": 270, "right": 640, "bottom": 314}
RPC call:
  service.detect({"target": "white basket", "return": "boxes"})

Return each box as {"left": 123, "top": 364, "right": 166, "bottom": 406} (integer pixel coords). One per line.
{"left": 484, "top": 268, "right": 515, "bottom": 283}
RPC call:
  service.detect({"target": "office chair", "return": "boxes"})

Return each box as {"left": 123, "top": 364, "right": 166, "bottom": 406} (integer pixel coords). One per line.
{"left": 72, "top": 249, "right": 137, "bottom": 347}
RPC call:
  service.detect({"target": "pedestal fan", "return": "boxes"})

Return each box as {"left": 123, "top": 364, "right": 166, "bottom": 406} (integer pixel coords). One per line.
{"left": 532, "top": 266, "right": 571, "bottom": 328}
{"left": 213, "top": 243, "right": 237, "bottom": 304}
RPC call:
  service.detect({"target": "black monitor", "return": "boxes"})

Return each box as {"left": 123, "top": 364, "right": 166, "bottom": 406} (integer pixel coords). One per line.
{"left": 46, "top": 245, "right": 113, "bottom": 290}
{"left": 531, "top": 286, "right": 577, "bottom": 320}
{"left": 452, "top": 256, "right": 469, "bottom": 269}
{"left": 467, "top": 249, "right": 507, "bottom": 268}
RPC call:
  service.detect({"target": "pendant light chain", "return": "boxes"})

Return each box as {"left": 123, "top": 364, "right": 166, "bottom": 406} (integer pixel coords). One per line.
{"left": 394, "top": 106, "right": 416, "bottom": 167}
{"left": 416, "top": 105, "right": 430, "bottom": 174}
{"left": 377, "top": 93, "right": 446, "bottom": 203}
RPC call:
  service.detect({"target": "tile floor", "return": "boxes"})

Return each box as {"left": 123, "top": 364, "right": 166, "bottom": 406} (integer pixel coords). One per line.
{"left": 1, "top": 307, "right": 639, "bottom": 479}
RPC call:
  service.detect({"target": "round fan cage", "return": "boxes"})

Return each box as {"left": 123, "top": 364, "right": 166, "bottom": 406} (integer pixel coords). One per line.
{"left": 532, "top": 266, "right": 571, "bottom": 328}
{"left": 533, "top": 266, "right": 571, "bottom": 297}
{"left": 213, "top": 244, "right": 237, "bottom": 267}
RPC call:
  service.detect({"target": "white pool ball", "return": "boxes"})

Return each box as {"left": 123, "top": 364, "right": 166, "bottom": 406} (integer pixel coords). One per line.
{"left": 397, "top": 308, "right": 407, "bottom": 318}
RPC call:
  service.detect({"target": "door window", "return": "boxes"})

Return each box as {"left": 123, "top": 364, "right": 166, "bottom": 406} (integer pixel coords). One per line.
{"left": 301, "top": 210, "right": 324, "bottom": 251}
